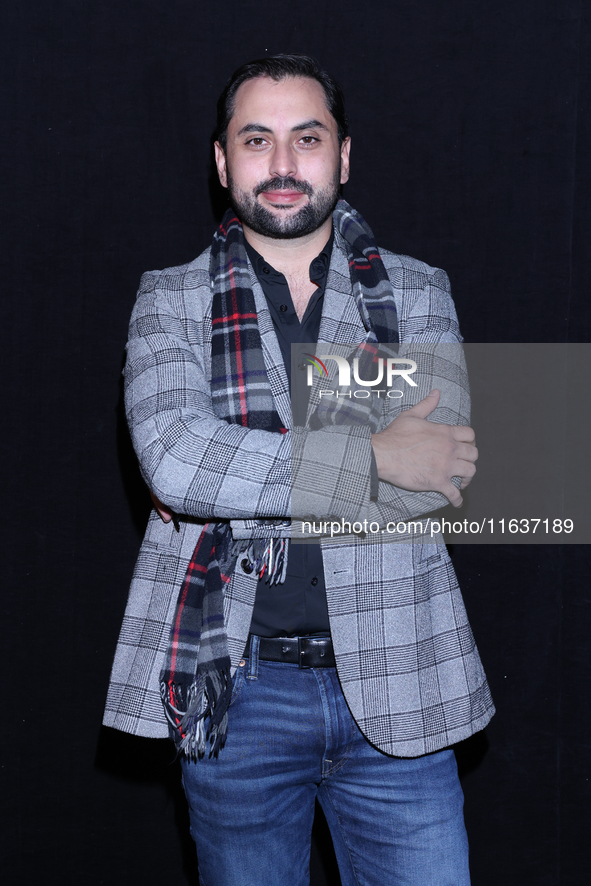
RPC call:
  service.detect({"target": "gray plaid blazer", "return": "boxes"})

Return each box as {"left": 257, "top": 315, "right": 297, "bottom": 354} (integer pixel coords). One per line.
{"left": 103, "top": 228, "right": 494, "bottom": 757}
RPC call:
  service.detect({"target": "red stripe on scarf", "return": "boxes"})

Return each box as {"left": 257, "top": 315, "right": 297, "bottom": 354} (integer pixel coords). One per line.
{"left": 219, "top": 216, "right": 240, "bottom": 236}
{"left": 350, "top": 253, "right": 381, "bottom": 267}
{"left": 228, "top": 263, "right": 249, "bottom": 425}
{"left": 211, "top": 312, "right": 258, "bottom": 325}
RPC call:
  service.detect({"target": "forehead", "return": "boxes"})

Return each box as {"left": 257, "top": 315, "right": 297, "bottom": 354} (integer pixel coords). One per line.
{"left": 229, "top": 75, "right": 335, "bottom": 134}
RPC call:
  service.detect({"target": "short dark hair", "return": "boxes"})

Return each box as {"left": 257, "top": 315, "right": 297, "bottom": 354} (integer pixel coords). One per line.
{"left": 215, "top": 54, "right": 349, "bottom": 150}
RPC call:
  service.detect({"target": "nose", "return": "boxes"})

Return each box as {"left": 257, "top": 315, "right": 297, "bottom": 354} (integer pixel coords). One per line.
{"left": 269, "top": 142, "right": 297, "bottom": 179}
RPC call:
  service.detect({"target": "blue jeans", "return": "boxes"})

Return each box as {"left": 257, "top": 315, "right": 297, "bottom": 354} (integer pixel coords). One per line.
{"left": 181, "top": 636, "right": 470, "bottom": 886}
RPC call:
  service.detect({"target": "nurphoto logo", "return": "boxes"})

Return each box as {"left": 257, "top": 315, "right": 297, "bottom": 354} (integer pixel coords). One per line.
{"left": 303, "top": 353, "right": 417, "bottom": 399}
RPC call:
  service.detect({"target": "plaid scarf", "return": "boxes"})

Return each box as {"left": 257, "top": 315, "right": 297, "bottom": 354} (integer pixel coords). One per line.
{"left": 160, "top": 199, "right": 399, "bottom": 759}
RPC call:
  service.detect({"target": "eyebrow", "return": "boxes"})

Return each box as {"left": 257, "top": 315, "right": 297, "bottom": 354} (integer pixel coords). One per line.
{"left": 235, "top": 119, "right": 330, "bottom": 137}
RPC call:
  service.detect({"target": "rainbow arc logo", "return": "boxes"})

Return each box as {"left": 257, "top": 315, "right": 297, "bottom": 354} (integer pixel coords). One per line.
{"left": 303, "top": 353, "right": 329, "bottom": 377}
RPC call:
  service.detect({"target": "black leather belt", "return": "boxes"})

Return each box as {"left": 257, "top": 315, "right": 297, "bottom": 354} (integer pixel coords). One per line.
{"left": 246, "top": 635, "right": 335, "bottom": 668}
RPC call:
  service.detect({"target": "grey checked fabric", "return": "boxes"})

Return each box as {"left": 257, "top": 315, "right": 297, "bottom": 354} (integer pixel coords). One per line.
{"left": 104, "top": 228, "right": 494, "bottom": 755}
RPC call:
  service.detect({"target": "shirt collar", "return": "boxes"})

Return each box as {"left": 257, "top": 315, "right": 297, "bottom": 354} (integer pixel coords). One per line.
{"left": 245, "top": 227, "right": 334, "bottom": 289}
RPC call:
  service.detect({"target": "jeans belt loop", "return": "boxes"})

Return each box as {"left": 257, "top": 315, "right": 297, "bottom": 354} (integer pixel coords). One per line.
{"left": 298, "top": 636, "right": 309, "bottom": 669}
{"left": 247, "top": 634, "right": 260, "bottom": 679}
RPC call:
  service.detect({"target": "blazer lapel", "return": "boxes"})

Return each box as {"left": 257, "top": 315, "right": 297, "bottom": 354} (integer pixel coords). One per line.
{"left": 319, "top": 230, "right": 370, "bottom": 344}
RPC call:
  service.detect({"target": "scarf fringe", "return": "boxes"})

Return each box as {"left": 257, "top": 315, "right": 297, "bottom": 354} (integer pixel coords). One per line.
{"left": 233, "top": 537, "right": 288, "bottom": 584}
{"left": 161, "top": 668, "right": 232, "bottom": 760}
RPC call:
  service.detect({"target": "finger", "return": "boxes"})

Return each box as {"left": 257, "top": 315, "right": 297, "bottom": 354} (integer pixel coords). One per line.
{"left": 452, "top": 426, "right": 476, "bottom": 444}
{"left": 455, "top": 444, "right": 478, "bottom": 464}
{"left": 405, "top": 389, "right": 440, "bottom": 420}
{"left": 451, "top": 457, "right": 477, "bottom": 483}
{"left": 442, "top": 482, "right": 463, "bottom": 507}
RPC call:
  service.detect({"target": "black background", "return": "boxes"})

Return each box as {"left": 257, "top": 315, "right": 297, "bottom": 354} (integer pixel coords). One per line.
{"left": 2, "top": 1, "right": 589, "bottom": 884}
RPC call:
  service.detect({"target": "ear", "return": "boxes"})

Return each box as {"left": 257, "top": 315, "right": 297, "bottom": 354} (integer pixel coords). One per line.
{"left": 214, "top": 142, "right": 228, "bottom": 188}
{"left": 340, "top": 137, "right": 351, "bottom": 185}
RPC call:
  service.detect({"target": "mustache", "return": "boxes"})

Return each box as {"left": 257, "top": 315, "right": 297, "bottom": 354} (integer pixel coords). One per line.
{"left": 255, "top": 177, "right": 313, "bottom": 197}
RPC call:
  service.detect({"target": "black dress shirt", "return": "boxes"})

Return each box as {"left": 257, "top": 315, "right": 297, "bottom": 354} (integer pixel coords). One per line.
{"left": 245, "top": 233, "right": 334, "bottom": 638}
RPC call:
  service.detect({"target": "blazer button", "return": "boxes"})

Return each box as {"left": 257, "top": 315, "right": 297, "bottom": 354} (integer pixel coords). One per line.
{"left": 310, "top": 576, "right": 319, "bottom": 586}
{"left": 241, "top": 558, "right": 253, "bottom": 574}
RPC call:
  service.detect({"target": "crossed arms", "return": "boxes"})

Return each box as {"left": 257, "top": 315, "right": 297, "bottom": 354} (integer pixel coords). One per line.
{"left": 128, "top": 261, "right": 476, "bottom": 529}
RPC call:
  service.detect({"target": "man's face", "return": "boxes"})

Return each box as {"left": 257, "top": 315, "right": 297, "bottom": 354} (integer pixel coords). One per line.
{"left": 215, "top": 76, "right": 351, "bottom": 240}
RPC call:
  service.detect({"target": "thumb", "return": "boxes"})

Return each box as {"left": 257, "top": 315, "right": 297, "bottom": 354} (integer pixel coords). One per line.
{"left": 405, "top": 389, "right": 440, "bottom": 419}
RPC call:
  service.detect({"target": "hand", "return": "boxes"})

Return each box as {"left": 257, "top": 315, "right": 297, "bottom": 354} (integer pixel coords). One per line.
{"left": 150, "top": 489, "right": 174, "bottom": 523}
{"left": 371, "top": 389, "right": 477, "bottom": 507}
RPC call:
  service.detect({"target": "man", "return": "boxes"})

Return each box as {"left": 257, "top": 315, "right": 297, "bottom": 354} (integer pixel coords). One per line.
{"left": 104, "top": 54, "right": 494, "bottom": 886}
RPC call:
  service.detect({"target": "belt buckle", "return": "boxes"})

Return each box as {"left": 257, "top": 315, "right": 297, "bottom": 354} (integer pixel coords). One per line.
{"left": 298, "top": 636, "right": 311, "bottom": 669}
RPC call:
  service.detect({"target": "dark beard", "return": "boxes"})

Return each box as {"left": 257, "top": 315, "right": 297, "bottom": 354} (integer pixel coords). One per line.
{"left": 227, "top": 170, "right": 341, "bottom": 239}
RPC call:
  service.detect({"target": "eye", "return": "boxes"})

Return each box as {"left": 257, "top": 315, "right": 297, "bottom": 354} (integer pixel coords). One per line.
{"left": 246, "top": 137, "right": 268, "bottom": 147}
{"left": 299, "top": 135, "right": 319, "bottom": 146}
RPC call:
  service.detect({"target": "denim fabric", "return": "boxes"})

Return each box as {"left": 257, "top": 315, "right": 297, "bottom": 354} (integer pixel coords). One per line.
{"left": 180, "top": 637, "right": 470, "bottom": 886}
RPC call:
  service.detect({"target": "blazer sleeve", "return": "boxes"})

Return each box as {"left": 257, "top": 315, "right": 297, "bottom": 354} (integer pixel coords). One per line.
{"left": 288, "top": 263, "right": 471, "bottom": 537}
{"left": 124, "top": 270, "right": 372, "bottom": 522}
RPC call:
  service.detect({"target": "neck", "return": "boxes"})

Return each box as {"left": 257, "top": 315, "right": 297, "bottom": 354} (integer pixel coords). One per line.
{"left": 242, "top": 216, "right": 332, "bottom": 277}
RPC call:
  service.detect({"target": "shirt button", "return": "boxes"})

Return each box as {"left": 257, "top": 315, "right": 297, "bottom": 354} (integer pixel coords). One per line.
{"left": 310, "top": 576, "right": 319, "bottom": 586}
{"left": 298, "top": 362, "right": 307, "bottom": 371}
{"left": 263, "top": 266, "right": 270, "bottom": 274}
{"left": 280, "top": 304, "right": 288, "bottom": 312}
